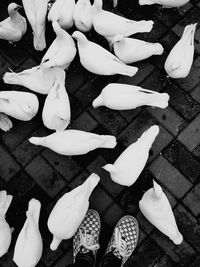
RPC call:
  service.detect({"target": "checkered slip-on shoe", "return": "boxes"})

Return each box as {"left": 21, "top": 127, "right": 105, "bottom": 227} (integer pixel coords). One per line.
{"left": 103, "top": 215, "right": 139, "bottom": 267}
{"left": 73, "top": 209, "right": 101, "bottom": 264}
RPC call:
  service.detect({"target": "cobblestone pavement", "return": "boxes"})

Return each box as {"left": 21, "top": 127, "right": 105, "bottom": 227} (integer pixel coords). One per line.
{"left": 0, "top": 0, "right": 200, "bottom": 266}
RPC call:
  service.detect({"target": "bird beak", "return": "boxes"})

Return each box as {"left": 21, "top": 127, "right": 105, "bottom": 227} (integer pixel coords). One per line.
{"left": 16, "top": 5, "right": 22, "bottom": 10}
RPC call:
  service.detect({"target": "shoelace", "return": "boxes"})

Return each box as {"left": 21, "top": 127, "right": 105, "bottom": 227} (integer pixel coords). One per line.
{"left": 79, "top": 227, "right": 100, "bottom": 251}
{"left": 113, "top": 227, "right": 131, "bottom": 258}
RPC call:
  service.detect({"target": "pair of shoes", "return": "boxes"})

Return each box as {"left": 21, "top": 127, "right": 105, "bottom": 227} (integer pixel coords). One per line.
{"left": 73, "top": 209, "right": 139, "bottom": 267}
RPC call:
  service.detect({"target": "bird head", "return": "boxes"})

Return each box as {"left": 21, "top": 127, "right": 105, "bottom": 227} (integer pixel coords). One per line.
{"left": 22, "top": 95, "right": 39, "bottom": 117}
{"left": 72, "top": 31, "right": 87, "bottom": 43}
{"left": 8, "top": 3, "right": 22, "bottom": 16}
{"left": 93, "top": 0, "right": 103, "bottom": 13}
{"left": 110, "top": 34, "right": 124, "bottom": 47}
{"left": 52, "top": 21, "right": 63, "bottom": 37}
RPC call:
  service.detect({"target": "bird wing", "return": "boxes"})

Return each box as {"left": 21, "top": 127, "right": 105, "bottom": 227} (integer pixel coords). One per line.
{"left": 22, "top": 0, "right": 36, "bottom": 27}
{"left": 48, "top": 0, "right": 63, "bottom": 21}
{"left": 0, "top": 21, "right": 21, "bottom": 41}
{"left": 41, "top": 41, "right": 57, "bottom": 63}
{"left": 94, "top": 11, "right": 134, "bottom": 36}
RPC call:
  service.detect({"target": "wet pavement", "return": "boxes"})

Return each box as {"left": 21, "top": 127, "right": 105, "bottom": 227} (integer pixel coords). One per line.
{"left": 0, "top": 0, "right": 200, "bottom": 266}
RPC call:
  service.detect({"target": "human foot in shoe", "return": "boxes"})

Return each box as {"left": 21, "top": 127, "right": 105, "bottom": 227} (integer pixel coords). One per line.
{"left": 101, "top": 215, "right": 139, "bottom": 267}
{"left": 73, "top": 209, "right": 101, "bottom": 267}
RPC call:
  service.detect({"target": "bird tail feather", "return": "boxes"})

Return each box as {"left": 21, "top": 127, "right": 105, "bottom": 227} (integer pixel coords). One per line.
{"left": 119, "top": 65, "right": 138, "bottom": 77}
{"left": 139, "top": 0, "right": 155, "bottom": 5}
{"left": 100, "top": 135, "right": 117, "bottom": 148}
{"left": 0, "top": 113, "right": 13, "bottom": 132}
{"left": 148, "top": 93, "right": 169, "bottom": 108}
{"left": 0, "top": 191, "right": 13, "bottom": 218}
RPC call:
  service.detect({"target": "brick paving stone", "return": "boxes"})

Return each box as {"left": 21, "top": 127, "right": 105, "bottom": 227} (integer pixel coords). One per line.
{"left": 178, "top": 113, "right": 200, "bottom": 151}
{"left": 70, "top": 96, "right": 84, "bottom": 121}
{"left": 149, "top": 155, "right": 192, "bottom": 198}
{"left": 7, "top": 171, "right": 35, "bottom": 199}
{"left": 172, "top": 8, "right": 200, "bottom": 38}
{"left": 164, "top": 82, "right": 200, "bottom": 121}
{"left": 0, "top": 145, "right": 20, "bottom": 182}
{"left": 119, "top": 108, "right": 142, "bottom": 123}
{"left": 102, "top": 202, "right": 125, "bottom": 229}
{"left": 140, "top": 68, "right": 167, "bottom": 93}
{"left": 135, "top": 19, "right": 168, "bottom": 43}
{"left": 194, "top": 26, "right": 200, "bottom": 55}
{"left": 117, "top": 61, "right": 155, "bottom": 86}
{"left": 151, "top": 230, "right": 196, "bottom": 266}
{"left": 42, "top": 149, "right": 81, "bottom": 183}
{"left": 130, "top": 238, "right": 162, "bottom": 267}
{"left": 89, "top": 186, "right": 114, "bottom": 215}
{"left": 155, "top": 8, "right": 182, "bottom": 28}
{"left": 174, "top": 56, "right": 200, "bottom": 93}
{"left": 87, "top": 155, "right": 125, "bottom": 198}
{"left": 191, "top": 256, "right": 200, "bottom": 267}
{"left": 54, "top": 248, "right": 73, "bottom": 267}
{"left": 65, "top": 61, "right": 86, "bottom": 94}
{"left": 174, "top": 204, "right": 200, "bottom": 252}
{"left": 2, "top": 116, "right": 41, "bottom": 151}
{"left": 75, "top": 76, "right": 112, "bottom": 108}
{"left": 0, "top": 41, "right": 30, "bottom": 68}
{"left": 191, "top": 84, "right": 200, "bottom": 103}
{"left": 12, "top": 127, "right": 48, "bottom": 167}
{"left": 136, "top": 211, "right": 155, "bottom": 235}
{"left": 89, "top": 106, "right": 127, "bottom": 136}
{"left": 25, "top": 155, "right": 67, "bottom": 198}
{"left": 154, "top": 255, "right": 177, "bottom": 267}
{"left": 117, "top": 169, "right": 154, "bottom": 213}
{"left": 0, "top": 251, "right": 17, "bottom": 267}
{"left": 160, "top": 31, "right": 180, "bottom": 52}
{"left": 14, "top": 57, "right": 37, "bottom": 73}
{"left": 150, "top": 231, "right": 179, "bottom": 263}
{"left": 137, "top": 229, "right": 147, "bottom": 247}
{"left": 147, "top": 106, "right": 186, "bottom": 136}
{"left": 41, "top": 244, "right": 64, "bottom": 267}
{"left": 119, "top": 110, "right": 173, "bottom": 162}
{"left": 71, "top": 111, "right": 98, "bottom": 132}
{"left": 68, "top": 170, "right": 90, "bottom": 190}
{"left": 183, "top": 183, "right": 200, "bottom": 216}
{"left": 163, "top": 140, "right": 200, "bottom": 183}
{"left": 0, "top": 52, "right": 12, "bottom": 77}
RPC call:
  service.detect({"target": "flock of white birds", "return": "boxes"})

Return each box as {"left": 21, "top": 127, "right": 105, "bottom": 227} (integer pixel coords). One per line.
{"left": 0, "top": 0, "right": 194, "bottom": 266}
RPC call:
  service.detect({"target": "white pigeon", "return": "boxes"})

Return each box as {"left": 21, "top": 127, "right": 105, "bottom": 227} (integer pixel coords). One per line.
{"left": 22, "top": 0, "right": 48, "bottom": 51}
{"left": 113, "top": 0, "right": 118, "bottom": 7}
{"left": 48, "top": 173, "right": 100, "bottom": 250}
{"left": 0, "top": 3, "right": 27, "bottom": 43}
{"left": 73, "top": 0, "right": 93, "bottom": 32}
{"left": 41, "top": 21, "right": 76, "bottom": 69}
{"left": 42, "top": 68, "right": 71, "bottom": 131}
{"left": 139, "top": 0, "right": 190, "bottom": 8}
{"left": 164, "top": 23, "right": 196, "bottom": 79}
{"left": 139, "top": 181, "right": 183, "bottom": 245}
{"left": 111, "top": 34, "right": 164, "bottom": 64}
{"left": 92, "top": 0, "right": 154, "bottom": 45}
{"left": 93, "top": 83, "right": 169, "bottom": 110}
{"left": 29, "top": 129, "right": 117, "bottom": 155}
{"left": 0, "top": 113, "right": 13, "bottom": 132}
{"left": 13, "top": 199, "right": 43, "bottom": 267}
{"left": 0, "top": 191, "right": 13, "bottom": 257}
{"left": 0, "top": 91, "right": 39, "bottom": 122}
{"left": 3, "top": 66, "right": 62, "bottom": 95}
{"left": 48, "top": 0, "right": 75, "bottom": 30}
{"left": 103, "top": 125, "right": 159, "bottom": 186}
{"left": 72, "top": 31, "right": 138, "bottom": 76}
